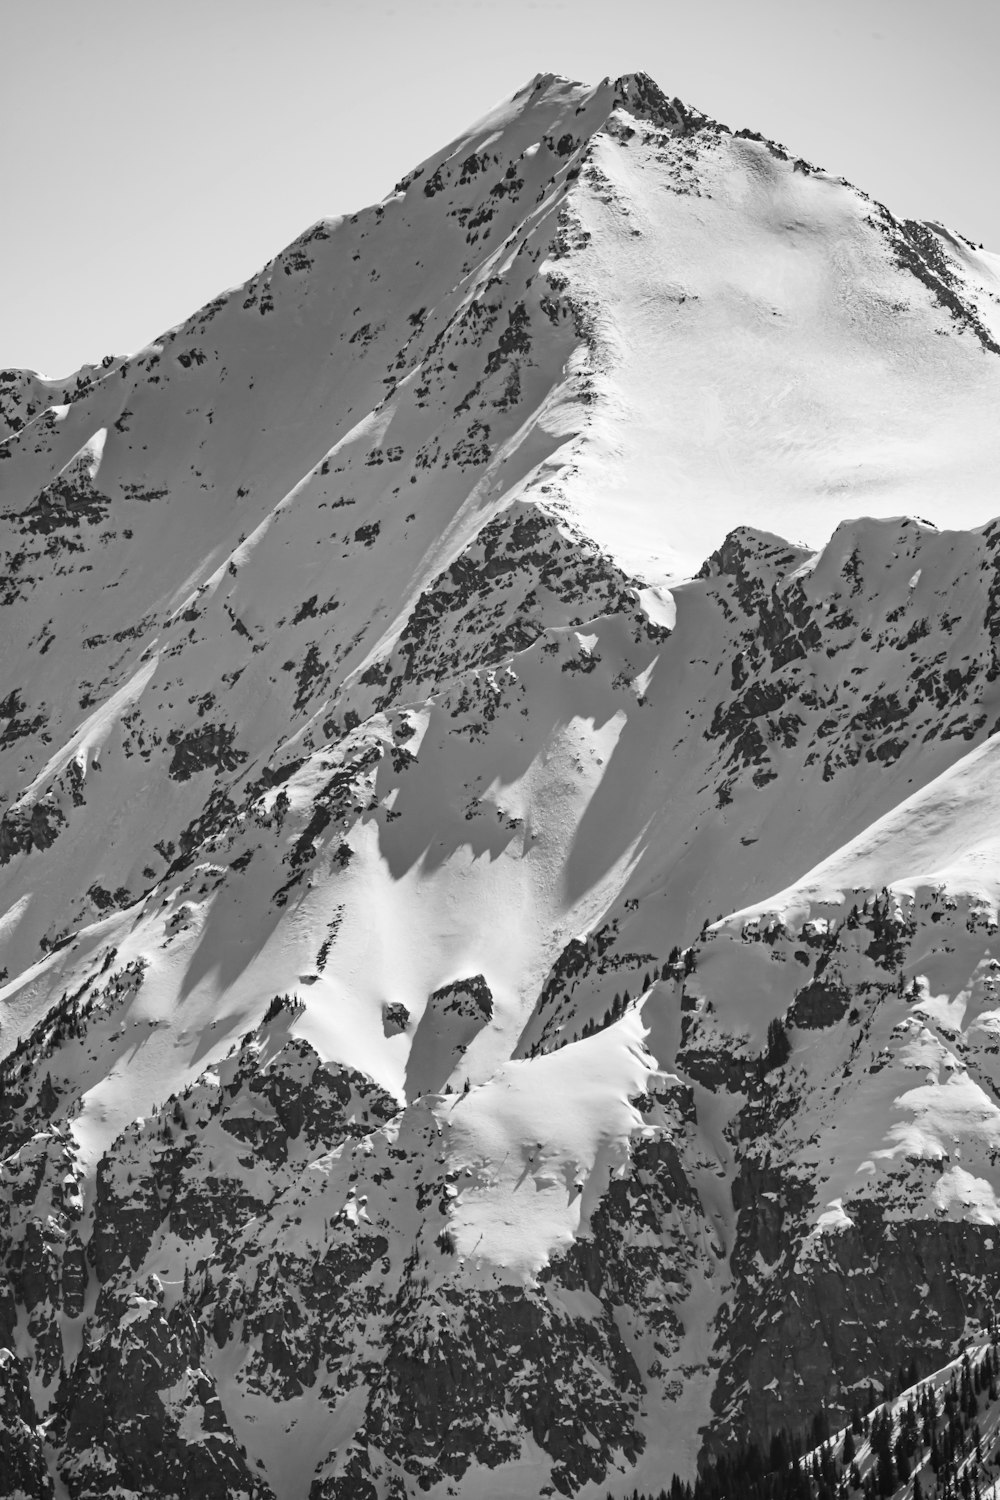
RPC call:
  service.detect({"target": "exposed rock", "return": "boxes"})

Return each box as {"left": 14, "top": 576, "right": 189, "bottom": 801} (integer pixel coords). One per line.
{"left": 0, "top": 1348, "right": 52, "bottom": 1499}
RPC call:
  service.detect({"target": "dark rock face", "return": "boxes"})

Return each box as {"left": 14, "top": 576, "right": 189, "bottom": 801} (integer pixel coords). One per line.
{"left": 360, "top": 1286, "right": 644, "bottom": 1495}
{"left": 403, "top": 976, "right": 497, "bottom": 1096}
{"left": 786, "top": 978, "right": 853, "bottom": 1029}
{"left": 382, "top": 1001, "right": 410, "bottom": 1036}
{"left": 674, "top": 885, "right": 1000, "bottom": 1454}
{"left": 0, "top": 1348, "right": 53, "bottom": 1499}
{"left": 52, "top": 1288, "right": 273, "bottom": 1500}
{"left": 354, "top": 501, "right": 661, "bottom": 724}
{"left": 0, "top": 796, "right": 67, "bottom": 866}
{"left": 699, "top": 517, "right": 1000, "bottom": 804}
{"left": 874, "top": 212, "right": 1000, "bottom": 356}
{"left": 719, "top": 1210, "right": 1000, "bottom": 1447}
{"left": 228, "top": 1219, "right": 656, "bottom": 1496}
{"left": 0, "top": 1005, "right": 402, "bottom": 1499}
{"left": 163, "top": 1058, "right": 720, "bottom": 1499}
{"left": 89, "top": 1027, "right": 399, "bottom": 1285}
{"left": 428, "top": 973, "right": 494, "bottom": 1022}
{"left": 167, "top": 722, "right": 247, "bottom": 781}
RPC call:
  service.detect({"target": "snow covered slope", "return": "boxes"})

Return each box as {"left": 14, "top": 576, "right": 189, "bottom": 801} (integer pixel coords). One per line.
{"left": 2, "top": 70, "right": 1000, "bottom": 1500}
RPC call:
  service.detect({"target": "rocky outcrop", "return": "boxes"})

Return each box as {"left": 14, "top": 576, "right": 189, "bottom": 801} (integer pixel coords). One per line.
{"left": 676, "top": 886, "right": 1000, "bottom": 1450}
{"left": 0, "top": 1348, "right": 53, "bottom": 1499}
{"left": 719, "top": 1206, "right": 1000, "bottom": 1448}
{"left": 52, "top": 1283, "right": 273, "bottom": 1500}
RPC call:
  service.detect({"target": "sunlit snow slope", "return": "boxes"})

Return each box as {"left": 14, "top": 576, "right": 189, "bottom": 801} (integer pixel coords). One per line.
{"left": 2, "top": 70, "right": 1000, "bottom": 1500}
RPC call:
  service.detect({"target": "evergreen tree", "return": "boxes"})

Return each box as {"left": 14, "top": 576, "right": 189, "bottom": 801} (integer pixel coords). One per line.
{"left": 893, "top": 1433, "right": 910, "bottom": 1483}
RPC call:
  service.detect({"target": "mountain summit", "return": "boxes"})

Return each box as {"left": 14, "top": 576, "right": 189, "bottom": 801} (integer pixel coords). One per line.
{"left": 3, "top": 72, "right": 1000, "bottom": 1500}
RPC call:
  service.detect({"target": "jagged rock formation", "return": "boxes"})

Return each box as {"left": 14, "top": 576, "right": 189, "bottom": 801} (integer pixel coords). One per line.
{"left": 2, "top": 69, "right": 1000, "bottom": 1499}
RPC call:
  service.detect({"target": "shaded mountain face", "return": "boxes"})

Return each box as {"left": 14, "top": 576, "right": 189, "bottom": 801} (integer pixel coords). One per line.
{"left": 2, "top": 68, "right": 1000, "bottom": 1500}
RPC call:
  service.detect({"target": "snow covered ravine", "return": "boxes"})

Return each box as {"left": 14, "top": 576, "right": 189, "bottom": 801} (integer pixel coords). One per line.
{"left": 2, "top": 69, "right": 1000, "bottom": 1499}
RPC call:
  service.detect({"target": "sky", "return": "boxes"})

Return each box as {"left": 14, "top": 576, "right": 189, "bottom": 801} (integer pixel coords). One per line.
{"left": 4, "top": 0, "right": 998, "bottom": 378}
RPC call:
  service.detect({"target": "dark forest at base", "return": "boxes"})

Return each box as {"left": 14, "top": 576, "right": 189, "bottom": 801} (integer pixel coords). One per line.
{"left": 622, "top": 1341, "right": 1000, "bottom": 1500}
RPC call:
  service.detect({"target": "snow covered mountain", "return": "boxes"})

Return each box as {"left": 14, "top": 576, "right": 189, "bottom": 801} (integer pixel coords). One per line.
{"left": 2, "top": 69, "right": 1000, "bottom": 1499}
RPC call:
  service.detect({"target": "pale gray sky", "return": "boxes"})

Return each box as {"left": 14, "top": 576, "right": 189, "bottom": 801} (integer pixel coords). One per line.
{"left": 4, "top": 0, "right": 998, "bottom": 377}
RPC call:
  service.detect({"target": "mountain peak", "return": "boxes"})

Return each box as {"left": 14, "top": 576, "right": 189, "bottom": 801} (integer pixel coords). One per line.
{"left": 509, "top": 67, "right": 705, "bottom": 138}
{"left": 3, "top": 66, "right": 1000, "bottom": 1500}
{"left": 608, "top": 69, "right": 703, "bottom": 130}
